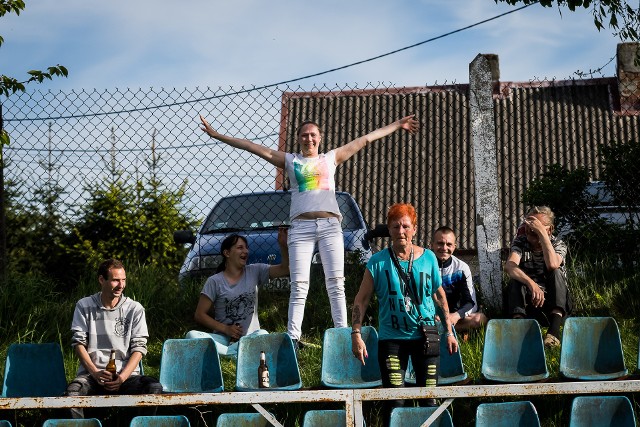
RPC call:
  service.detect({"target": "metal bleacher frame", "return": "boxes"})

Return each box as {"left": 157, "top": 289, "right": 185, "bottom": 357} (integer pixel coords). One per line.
{"left": 2, "top": 381, "right": 640, "bottom": 427}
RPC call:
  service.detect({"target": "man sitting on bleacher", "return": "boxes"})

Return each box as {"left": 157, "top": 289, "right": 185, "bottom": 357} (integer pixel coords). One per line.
{"left": 505, "top": 206, "right": 572, "bottom": 348}
{"left": 65, "top": 259, "right": 163, "bottom": 418}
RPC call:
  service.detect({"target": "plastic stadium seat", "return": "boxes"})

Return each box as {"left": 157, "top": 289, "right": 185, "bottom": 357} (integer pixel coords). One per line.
{"left": 2, "top": 342, "right": 67, "bottom": 397}
{"left": 0, "top": 422, "right": 11, "bottom": 427}
{"left": 569, "top": 395, "right": 636, "bottom": 427}
{"left": 235, "top": 332, "right": 301, "bottom": 391}
{"left": 481, "top": 319, "right": 549, "bottom": 383}
{"left": 476, "top": 401, "right": 541, "bottom": 427}
{"left": 216, "top": 413, "right": 269, "bottom": 427}
{"left": 303, "top": 410, "right": 346, "bottom": 427}
{"left": 321, "top": 327, "right": 382, "bottom": 388}
{"left": 405, "top": 328, "right": 468, "bottom": 385}
{"left": 159, "top": 338, "right": 224, "bottom": 393}
{"left": 42, "top": 419, "right": 102, "bottom": 426}
{"left": 560, "top": 317, "right": 628, "bottom": 380}
{"left": 129, "top": 415, "right": 191, "bottom": 426}
{"left": 389, "top": 407, "right": 453, "bottom": 427}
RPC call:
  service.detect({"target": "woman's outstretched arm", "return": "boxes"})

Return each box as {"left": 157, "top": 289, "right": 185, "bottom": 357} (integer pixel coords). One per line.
{"left": 199, "top": 114, "right": 286, "bottom": 169}
{"left": 334, "top": 115, "right": 419, "bottom": 165}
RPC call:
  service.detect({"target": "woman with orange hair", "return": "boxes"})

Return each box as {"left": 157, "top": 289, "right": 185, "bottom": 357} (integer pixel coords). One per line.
{"left": 351, "top": 203, "right": 458, "bottom": 426}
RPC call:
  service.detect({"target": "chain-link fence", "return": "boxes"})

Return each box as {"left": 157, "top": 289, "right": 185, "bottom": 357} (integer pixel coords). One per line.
{"left": 3, "top": 55, "right": 640, "bottom": 276}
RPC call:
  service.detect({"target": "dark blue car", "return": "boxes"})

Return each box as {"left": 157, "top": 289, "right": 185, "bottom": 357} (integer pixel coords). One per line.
{"left": 175, "top": 190, "right": 372, "bottom": 288}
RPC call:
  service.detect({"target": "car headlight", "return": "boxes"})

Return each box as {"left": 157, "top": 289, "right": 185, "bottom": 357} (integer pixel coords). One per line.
{"left": 187, "top": 255, "right": 224, "bottom": 272}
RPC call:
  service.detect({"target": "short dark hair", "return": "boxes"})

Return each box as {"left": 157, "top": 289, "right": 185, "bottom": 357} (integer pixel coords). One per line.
{"left": 432, "top": 226, "right": 456, "bottom": 242}
{"left": 98, "top": 259, "right": 125, "bottom": 280}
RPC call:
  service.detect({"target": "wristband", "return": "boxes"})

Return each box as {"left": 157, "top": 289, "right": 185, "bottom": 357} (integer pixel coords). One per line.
{"left": 351, "top": 330, "right": 361, "bottom": 335}
{"left": 445, "top": 332, "right": 454, "bottom": 337}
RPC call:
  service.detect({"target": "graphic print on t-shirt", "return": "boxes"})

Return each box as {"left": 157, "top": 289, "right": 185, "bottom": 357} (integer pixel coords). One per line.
{"left": 293, "top": 157, "right": 330, "bottom": 192}
{"left": 225, "top": 292, "right": 255, "bottom": 323}
{"left": 114, "top": 317, "right": 130, "bottom": 337}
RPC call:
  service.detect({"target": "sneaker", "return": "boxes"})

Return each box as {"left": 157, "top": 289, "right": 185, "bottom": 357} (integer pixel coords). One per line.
{"left": 544, "top": 334, "right": 560, "bottom": 348}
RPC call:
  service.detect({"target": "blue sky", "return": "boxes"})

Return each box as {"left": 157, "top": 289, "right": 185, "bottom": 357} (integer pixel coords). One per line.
{"left": 3, "top": 0, "right": 622, "bottom": 92}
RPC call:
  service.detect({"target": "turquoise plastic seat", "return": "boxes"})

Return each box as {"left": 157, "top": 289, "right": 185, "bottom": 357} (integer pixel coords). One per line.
{"left": 159, "top": 338, "right": 224, "bottom": 393}
{"left": 2, "top": 342, "right": 67, "bottom": 397}
{"left": 560, "top": 317, "right": 628, "bottom": 380}
{"left": 389, "top": 407, "right": 453, "bottom": 427}
{"left": 43, "top": 419, "right": 102, "bottom": 426}
{"left": 130, "top": 415, "right": 190, "bottom": 426}
{"left": 0, "top": 421, "right": 11, "bottom": 427}
{"left": 303, "top": 410, "right": 346, "bottom": 427}
{"left": 476, "top": 401, "right": 541, "bottom": 427}
{"left": 405, "top": 328, "right": 467, "bottom": 385}
{"left": 481, "top": 319, "right": 549, "bottom": 383}
{"left": 216, "top": 413, "right": 269, "bottom": 427}
{"left": 235, "top": 332, "right": 301, "bottom": 391}
{"left": 321, "top": 327, "right": 382, "bottom": 388}
{"left": 569, "top": 395, "right": 636, "bottom": 427}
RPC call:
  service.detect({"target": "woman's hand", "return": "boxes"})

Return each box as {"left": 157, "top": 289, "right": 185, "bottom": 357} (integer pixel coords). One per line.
{"left": 226, "top": 323, "right": 243, "bottom": 340}
{"left": 199, "top": 114, "right": 220, "bottom": 139}
{"left": 399, "top": 115, "right": 419, "bottom": 134}
{"left": 528, "top": 282, "right": 546, "bottom": 307}
{"left": 351, "top": 333, "right": 368, "bottom": 365}
{"left": 446, "top": 335, "right": 458, "bottom": 355}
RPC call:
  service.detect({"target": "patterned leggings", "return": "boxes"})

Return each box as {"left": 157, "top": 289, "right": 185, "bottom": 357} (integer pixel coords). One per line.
{"left": 378, "top": 339, "right": 439, "bottom": 427}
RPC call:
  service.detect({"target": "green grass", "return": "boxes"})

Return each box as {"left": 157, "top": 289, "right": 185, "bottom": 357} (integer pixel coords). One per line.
{"left": 1, "top": 257, "right": 640, "bottom": 426}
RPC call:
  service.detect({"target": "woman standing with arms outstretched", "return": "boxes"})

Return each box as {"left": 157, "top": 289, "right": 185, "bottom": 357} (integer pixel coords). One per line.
{"left": 199, "top": 114, "right": 419, "bottom": 346}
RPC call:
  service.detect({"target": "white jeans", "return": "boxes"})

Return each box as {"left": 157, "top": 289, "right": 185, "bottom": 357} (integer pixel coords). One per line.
{"left": 287, "top": 217, "right": 347, "bottom": 340}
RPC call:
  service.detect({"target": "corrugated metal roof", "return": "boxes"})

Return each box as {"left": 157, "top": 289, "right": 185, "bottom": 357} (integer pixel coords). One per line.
{"left": 279, "top": 78, "right": 640, "bottom": 251}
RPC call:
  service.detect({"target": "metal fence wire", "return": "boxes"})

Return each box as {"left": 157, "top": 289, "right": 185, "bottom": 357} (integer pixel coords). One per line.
{"left": 3, "top": 71, "right": 640, "bottom": 269}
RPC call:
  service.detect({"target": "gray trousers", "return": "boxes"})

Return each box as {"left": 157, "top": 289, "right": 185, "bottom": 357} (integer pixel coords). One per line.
{"left": 65, "top": 373, "right": 163, "bottom": 419}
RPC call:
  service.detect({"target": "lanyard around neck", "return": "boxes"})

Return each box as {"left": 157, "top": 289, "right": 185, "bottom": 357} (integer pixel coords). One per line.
{"left": 388, "top": 246, "right": 419, "bottom": 304}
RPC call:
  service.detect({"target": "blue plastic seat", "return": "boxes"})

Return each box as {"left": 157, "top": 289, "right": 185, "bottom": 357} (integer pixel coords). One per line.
{"left": 2, "top": 342, "right": 67, "bottom": 397}
{"left": 235, "top": 332, "right": 301, "bottom": 391}
{"left": 130, "top": 415, "right": 190, "bottom": 426}
{"left": 303, "top": 410, "right": 346, "bottom": 427}
{"left": 476, "top": 401, "right": 541, "bottom": 427}
{"left": 389, "top": 407, "right": 453, "bottom": 427}
{"left": 0, "top": 421, "right": 11, "bottom": 427}
{"left": 159, "top": 338, "right": 224, "bottom": 393}
{"left": 405, "top": 328, "right": 467, "bottom": 385}
{"left": 569, "top": 395, "right": 636, "bottom": 427}
{"left": 560, "top": 317, "right": 628, "bottom": 380}
{"left": 321, "top": 327, "right": 381, "bottom": 388}
{"left": 481, "top": 319, "right": 548, "bottom": 383}
{"left": 42, "top": 419, "right": 102, "bottom": 426}
{"left": 216, "top": 413, "right": 269, "bottom": 427}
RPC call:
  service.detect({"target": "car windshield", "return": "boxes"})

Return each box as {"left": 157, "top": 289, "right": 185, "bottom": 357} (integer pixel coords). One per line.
{"left": 200, "top": 192, "right": 362, "bottom": 233}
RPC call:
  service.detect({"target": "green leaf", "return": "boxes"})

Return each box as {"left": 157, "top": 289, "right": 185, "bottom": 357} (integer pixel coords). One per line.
{"left": 0, "top": 130, "right": 10, "bottom": 147}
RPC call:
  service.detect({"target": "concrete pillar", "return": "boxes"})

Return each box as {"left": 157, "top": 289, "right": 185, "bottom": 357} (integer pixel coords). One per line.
{"left": 617, "top": 42, "right": 640, "bottom": 114}
{"left": 469, "top": 54, "right": 502, "bottom": 309}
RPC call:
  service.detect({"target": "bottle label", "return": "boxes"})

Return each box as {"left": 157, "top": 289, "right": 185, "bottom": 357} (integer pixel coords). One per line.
{"left": 260, "top": 370, "right": 270, "bottom": 388}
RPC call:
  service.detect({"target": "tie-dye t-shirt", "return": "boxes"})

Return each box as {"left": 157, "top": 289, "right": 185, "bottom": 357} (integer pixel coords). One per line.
{"left": 285, "top": 150, "right": 342, "bottom": 220}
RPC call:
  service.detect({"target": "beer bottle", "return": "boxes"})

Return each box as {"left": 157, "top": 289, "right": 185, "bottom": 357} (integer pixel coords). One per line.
{"left": 105, "top": 349, "right": 117, "bottom": 380}
{"left": 258, "top": 351, "right": 269, "bottom": 388}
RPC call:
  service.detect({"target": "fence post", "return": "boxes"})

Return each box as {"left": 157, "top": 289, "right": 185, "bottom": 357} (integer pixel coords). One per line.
{"left": 468, "top": 54, "right": 502, "bottom": 309}
{"left": 0, "top": 103, "right": 5, "bottom": 283}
